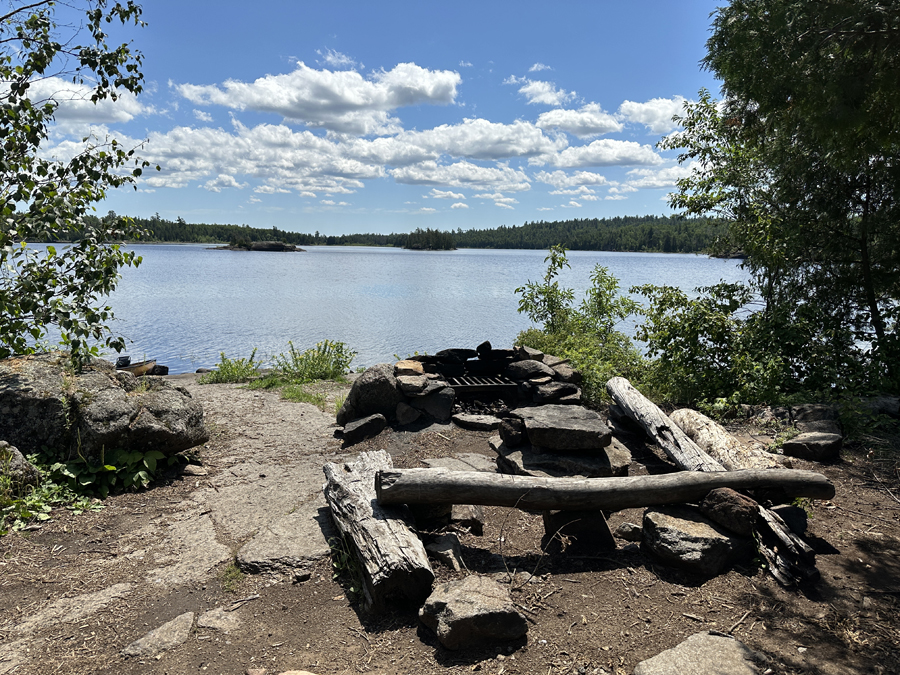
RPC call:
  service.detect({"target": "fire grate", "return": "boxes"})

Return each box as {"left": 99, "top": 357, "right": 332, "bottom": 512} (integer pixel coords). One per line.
{"left": 446, "top": 375, "right": 518, "bottom": 397}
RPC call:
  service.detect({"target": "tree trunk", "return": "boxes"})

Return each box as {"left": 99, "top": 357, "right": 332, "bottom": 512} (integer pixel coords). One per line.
{"left": 375, "top": 468, "right": 834, "bottom": 511}
{"left": 669, "top": 408, "right": 781, "bottom": 470}
{"left": 605, "top": 377, "right": 726, "bottom": 472}
{"left": 323, "top": 451, "right": 434, "bottom": 613}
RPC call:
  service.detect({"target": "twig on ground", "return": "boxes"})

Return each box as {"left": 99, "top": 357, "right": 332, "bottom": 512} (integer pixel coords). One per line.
{"left": 728, "top": 610, "right": 752, "bottom": 634}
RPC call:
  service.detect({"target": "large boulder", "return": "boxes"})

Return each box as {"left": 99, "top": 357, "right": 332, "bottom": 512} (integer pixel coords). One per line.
{"left": 781, "top": 432, "right": 842, "bottom": 462}
{"left": 0, "top": 353, "right": 208, "bottom": 461}
{"left": 336, "top": 363, "right": 405, "bottom": 426}
{"left": 633, "top": 631, "right": 763, "bottom": 675}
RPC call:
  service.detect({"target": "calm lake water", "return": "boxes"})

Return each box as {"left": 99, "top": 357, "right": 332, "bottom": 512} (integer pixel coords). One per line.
{"left": 104, "top": 245, "right": 749, "bottom": 374}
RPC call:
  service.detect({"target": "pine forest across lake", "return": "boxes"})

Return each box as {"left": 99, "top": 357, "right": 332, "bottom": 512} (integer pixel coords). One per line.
{"left": 107, "top": 245, "right": 749, "bottom": 374}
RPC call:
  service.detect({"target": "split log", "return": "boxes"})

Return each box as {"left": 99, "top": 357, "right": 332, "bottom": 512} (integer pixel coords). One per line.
{"left": 669, "top": 408, "right": 781, "bottom": 471}
{"left": 375, "top": 468, "right": 835, "bottom": 511}
{"left": 606, "top": 377, "right": 726, "bottom": 472}
{"left": 323, "top": 450, "right": 434, "bottom": 612}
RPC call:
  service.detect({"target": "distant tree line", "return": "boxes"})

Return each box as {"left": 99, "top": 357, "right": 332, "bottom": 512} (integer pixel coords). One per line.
{"left": 452, "top": 215, "right": 725, "bottom": 252}
{"left": 68, "top": 212, "right": 722, "bottom": 254}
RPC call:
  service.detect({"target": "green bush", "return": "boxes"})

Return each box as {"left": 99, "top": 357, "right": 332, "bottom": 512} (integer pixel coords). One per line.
{"left": 199, "top": 349, "right": 261, "bottom": 384}
{"left": 515, "top": 246, "right": 649, "bottom": 407}
{"left": 270, "top": 340, "right": 356, "bottom": 384}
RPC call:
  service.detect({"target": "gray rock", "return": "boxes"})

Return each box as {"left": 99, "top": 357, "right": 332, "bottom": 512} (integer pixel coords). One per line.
{"left": 505, "top": 359, "right": 556, "bottom": 381}
{"left": 512, "top": 405, "right": 612, "bottom": 451}
{"left": 515, "top": 345, "right": 544, "bottom": 361}
{"left": 452, "top": 413, "right": 501, "bottom": 431}
{"left": 499, "top": 417, "right": 526, "bottom": 448}
{"left": 409, "top": 386, "right": 455, "bottom": 422}
{"left": 121, "top": 611, "right": 194, "bottom": 657}
{"left": 796, "top": 419, "right": 842, "bottom": 435}
{"left": 196, "top": 607, "right": 241, "bottom": 633}
{"left": 614, "top": 522, "right": 643, "bottom": 542}
{"left": 781, "top": 432, "right": 842, "bottom": 462}
{"left": 541, "top": 354, "right": 568, "bottom": 367}
{"left": 419, "top": 575, "right": 527, "bottom": 650}
{"left": 0, "top": 353, "right": 208, "bottom": 461}
{"left": 633, "top": 631, "right": 763, "bottom": 675}
{"left": 858, "top": 395, "right": 900, "bottom": 418}
{"left": 426, "top": 533, "right": 464, "bottom": 571}
{"left": 492, "top": 436, "right": 630, "bottom": 478}
{"left": 341, "top": 414, "right": 387, "bottom": 446}
{"left": 435, "top": 348, "right": 477, "bottom": 363}
{"left": 395, "top": 401, "right": 422, "bottom": 426}
{"left": 397, "top": 374, "right": 428, "bottom": 393}
{"left": 451, "top": 504, "right": 485, "bottom": 536}
{"left": 394, "top": 359, "right": 425, "bottom": 377}
{"left": 532, "top": 381, "right": 581, "bottom": 403}
{"left": 699, "top": 488, "right": 759, "bottom": 537}
{"left": 551, "top": 362, "right": 582, "bottom": 384}
{"left": 336, "top": 363, "right": 404, "bottom": 426}
{"left": 236, "top": 495, "right": 334, "bottom": 574}
{"left": 0, "top": 441, "right": 40, "bottom": 495}
{"left": 543, "top": 509, "right": 616, "bottom": 549}
{"left": 643, "top": 506, "right": 754, "bottom": 576}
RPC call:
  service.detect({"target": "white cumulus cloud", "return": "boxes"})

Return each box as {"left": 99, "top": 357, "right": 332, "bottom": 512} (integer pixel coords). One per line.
{"left": 617, "top": 96, "right": 687, "bottom": 134}
{"left": 429, "top": 188, "right": 465, "bottom": 199}
{"left": 624, "top": 163, "right": 695, "bottom": 189}
{"left": 391, "top": 161, "right": 530, "bottom": 192}
{"left": 193, "top": 109, "right": 213, "bottom": 122}
{"left": 541, "top": 139, "right": 663, "bottom": 168}
{"left": 505, "top": 76, "right": 575, "bottom": 106}
{"left": 536, "top": 103, "right": 623, "bottom": 138}
{"left": 175, "top": 62, "right": 461, "bottom": 136}
{"left": 316, "top": 48, "right": 359, "bottom": 69}
{"left": 27, "top": 77, "right": 149, "bottom": 132}
{"left": 534, "top": 170, "right": 610, "bottom": 188}
{"left": 529, "top": 63, "right": 552, "bottom": 72}
{"left": 451, "top": 202, "right": 468, "bottom": 209}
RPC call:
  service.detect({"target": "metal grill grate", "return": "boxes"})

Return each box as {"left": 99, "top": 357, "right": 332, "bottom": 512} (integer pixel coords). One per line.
{"left": 446, "top": 375, "right": 518, "bottom": 396}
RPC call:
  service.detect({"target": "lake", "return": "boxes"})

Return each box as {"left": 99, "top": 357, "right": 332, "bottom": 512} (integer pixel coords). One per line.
{"left": 105, "top": 245, "right": 749, "bottom": 374}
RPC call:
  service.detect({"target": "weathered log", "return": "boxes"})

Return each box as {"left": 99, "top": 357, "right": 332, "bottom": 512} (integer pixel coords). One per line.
{"left": 323, "top": 451, "right": 434, "bottom": 612}
{"left": 605, "top": 377, "right": 726, "bottom": 472}
{"left": 670, "top": 408, "right": 781, "bottom": 471}
{"left": 375, "top": 468, "right": 835, "bottom": 511}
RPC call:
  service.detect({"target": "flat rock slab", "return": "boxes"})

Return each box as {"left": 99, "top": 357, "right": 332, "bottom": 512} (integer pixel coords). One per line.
{"left": 633, "top": 630, "right": 763, "bottom": 675}
{"left": 491, "top": 436, "right": 630, "bottom": 478}
{"left": 419, "top": 575, "right": 527, "bottom": 650}
{"left": 452, "top": 413, "right": 502, "bottom": 431}
{"left": 511, "top": 405, "right": 611, "bottom": 451}
{"left": 342, "top": 413, "right": 386, "bottom": 446}
{"left": 197, "top": 607, "right": 242, "bottom": 633}
{"left": 643, "top": 506, "right": 754, "bottom": 577}
{"left": 13, "top": 583, "right": 133, "bottom": 635}
{"left": 782, "top": 432, "right": 842, "bottom": 462}
{"left": 237, "top": 494, "right": 335, "bottom": 574}
{"left": 121, "top": 611, "right": 194, "bottom": 657}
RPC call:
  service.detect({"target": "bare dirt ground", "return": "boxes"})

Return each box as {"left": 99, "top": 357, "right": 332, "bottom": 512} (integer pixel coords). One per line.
{"left": 1, "top": 375, "right": 899, "bottom": 675}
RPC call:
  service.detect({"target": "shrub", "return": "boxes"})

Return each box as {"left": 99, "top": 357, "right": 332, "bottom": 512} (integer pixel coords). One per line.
{"left": 199, "top": 349, "right": 261, "bottom": 384}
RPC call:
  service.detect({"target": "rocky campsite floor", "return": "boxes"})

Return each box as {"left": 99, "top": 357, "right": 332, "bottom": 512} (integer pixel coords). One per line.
{"left": 1, "top": 375, "right": 899, "bottom": 675}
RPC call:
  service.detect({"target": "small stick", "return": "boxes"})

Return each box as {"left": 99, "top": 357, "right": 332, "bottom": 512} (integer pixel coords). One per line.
{"left": 728, "top": 610, "right": 751, "bottom": 634}
{"left": 682, "top": 613, "right": 705, "bottom": 622}
{"left": 224, "top": 593, "right": 260, "bottom": 611}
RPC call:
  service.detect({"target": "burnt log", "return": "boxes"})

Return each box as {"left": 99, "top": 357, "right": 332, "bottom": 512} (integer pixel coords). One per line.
{"left": 323, "top": 451, "right": 434, "bottom": 612}
{"left": 375, "top": 468, "right": 834, "bottom": 511}
{"left": 605, "top": 377, "right": 726, "bottom": 472}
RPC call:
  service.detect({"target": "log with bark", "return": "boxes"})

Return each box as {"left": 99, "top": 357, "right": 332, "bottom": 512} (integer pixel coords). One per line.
{"left": 323, "top": 450, "right": 434, "bottom": 612}
{"left": 669, "top": 408, "right": 781, "bottom": 471}
{"left": 375, "top": 468, "right": 835, "bottom": 511}
{"left": 605, "top": 377, "right": 726, "bottom": 472}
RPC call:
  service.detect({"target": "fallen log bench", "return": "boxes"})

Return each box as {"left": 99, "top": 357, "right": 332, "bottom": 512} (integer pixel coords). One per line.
{"left": 375, "top": 468, "right": 835, "bottom": 511}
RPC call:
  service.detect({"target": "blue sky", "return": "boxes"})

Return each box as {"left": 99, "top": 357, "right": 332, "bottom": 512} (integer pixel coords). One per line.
{"left": 44, "top": 1, "right": 724, "bottom": 234}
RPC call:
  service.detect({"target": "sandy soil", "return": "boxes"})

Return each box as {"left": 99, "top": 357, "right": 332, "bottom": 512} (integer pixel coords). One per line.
{"left": 1, "top": 376, "right": 899, "bottom": 675}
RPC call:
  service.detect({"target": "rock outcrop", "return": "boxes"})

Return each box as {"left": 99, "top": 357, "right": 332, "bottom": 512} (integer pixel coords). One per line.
{"left": 0, "top": 353, "right": 209, "bottom": 461}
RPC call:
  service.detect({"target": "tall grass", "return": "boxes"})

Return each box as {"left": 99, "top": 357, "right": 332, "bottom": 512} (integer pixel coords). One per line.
{"left": 198, "top": 349, "right": 260, "bottom": 384}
